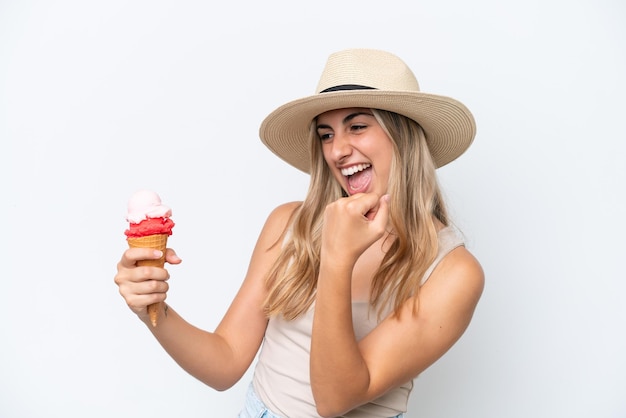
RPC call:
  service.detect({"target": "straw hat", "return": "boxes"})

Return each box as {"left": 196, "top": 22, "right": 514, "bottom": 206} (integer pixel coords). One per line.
{"left": 259, "top": 48, "right": 476, "bottom": 173}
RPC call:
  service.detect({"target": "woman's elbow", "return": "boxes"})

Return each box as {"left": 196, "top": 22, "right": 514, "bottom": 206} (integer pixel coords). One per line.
{"left": 314, "top": 396, "right": 357, "bottom": 418}
{"left": 316, "top": 404, "right": 344, "bottom": 418}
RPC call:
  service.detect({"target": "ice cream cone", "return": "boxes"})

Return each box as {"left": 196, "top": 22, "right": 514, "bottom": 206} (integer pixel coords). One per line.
{"left": 127, "top": 233, "right": 168, "bottom": 326}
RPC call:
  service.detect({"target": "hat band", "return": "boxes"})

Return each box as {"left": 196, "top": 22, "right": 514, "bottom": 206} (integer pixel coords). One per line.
{"left": 319, "top": 84, "right": 376, "bottom": 93}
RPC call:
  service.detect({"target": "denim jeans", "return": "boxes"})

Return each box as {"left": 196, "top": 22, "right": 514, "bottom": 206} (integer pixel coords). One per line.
{"left": 238, "top": 382, "right": 404, "bottom": 418}
{"left": 238, "top": 383, "right": 284, "bottom": 418}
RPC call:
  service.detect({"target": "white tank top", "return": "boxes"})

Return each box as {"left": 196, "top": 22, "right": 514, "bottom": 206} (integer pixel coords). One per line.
{"left": 252, "top": 227, "right": 464, "bottom": 417}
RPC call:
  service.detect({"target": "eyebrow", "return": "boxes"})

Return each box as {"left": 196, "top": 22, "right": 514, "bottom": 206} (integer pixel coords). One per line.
{"left": 316, "top": 111, "right": 374, "bottom": 130}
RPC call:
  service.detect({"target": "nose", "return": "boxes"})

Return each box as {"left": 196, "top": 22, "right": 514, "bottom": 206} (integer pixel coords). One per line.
{"left": 329, "top": 131, "right": 352, "bottom": 163}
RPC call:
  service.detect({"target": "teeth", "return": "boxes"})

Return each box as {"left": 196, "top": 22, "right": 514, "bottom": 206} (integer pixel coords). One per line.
{"left": 341, "top": 163, "right": 371, "bottom": 176}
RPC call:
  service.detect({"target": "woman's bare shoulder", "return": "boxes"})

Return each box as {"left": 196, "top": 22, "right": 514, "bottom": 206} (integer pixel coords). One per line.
{"left": 256, "top": 201, "right": 302, "bottom": 245}
{"left": 424, "top": 245, "right": 485, "bottom": 308}
{"left": 269, "top": 201, "right": 302, "bottom": 219}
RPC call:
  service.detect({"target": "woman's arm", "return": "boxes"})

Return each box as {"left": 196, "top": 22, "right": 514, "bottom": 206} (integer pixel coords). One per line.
{"left": 311, "top": 194, "right": 484, "bottom": 416}
{"left": 114, "top": 201, "right": 300, "bottom": 390}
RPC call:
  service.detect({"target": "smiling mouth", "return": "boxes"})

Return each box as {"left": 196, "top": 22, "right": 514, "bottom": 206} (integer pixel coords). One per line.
{"left": 341, "top": 163, "right": 371, "bottom": 176}
{"left": 342, "top": 163, "right": 372, "bottom": 194}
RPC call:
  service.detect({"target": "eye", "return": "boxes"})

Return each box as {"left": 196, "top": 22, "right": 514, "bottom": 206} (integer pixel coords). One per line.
{"left": 318, "top": 131, "right": 334, "bottom": 141}
{"left": 350, "top": 124, "right": 367, "bottom": 132}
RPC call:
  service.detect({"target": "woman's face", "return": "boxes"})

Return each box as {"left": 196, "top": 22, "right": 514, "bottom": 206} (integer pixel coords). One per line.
{"left": 316, "top": 108, "right": 393, "bottom": 197}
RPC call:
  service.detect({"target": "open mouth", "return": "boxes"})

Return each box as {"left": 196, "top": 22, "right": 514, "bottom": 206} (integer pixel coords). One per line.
{"left": 342, "top": 163, "right": 372, "bottom": 194}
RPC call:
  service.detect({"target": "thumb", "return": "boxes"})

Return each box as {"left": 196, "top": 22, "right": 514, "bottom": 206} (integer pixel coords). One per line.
{"left": 370, "top": 194, "right": 390, "bottom": 230}
{"left": 165, "top": 248, "right": 183, "bottom": 265}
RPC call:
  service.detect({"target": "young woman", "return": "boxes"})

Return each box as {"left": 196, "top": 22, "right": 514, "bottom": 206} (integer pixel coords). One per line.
{"left": 115, "top": 48, "right": 484, "bottom": 417}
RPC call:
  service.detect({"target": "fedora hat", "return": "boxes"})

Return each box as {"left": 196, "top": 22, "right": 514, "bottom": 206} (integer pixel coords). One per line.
{"left": 259, "top": 48, "right": 476, "bottom": 173}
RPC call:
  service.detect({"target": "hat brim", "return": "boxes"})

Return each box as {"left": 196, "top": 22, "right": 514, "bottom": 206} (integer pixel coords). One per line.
{"left": 259, "top": 90, "right": 476, "bottom": 173}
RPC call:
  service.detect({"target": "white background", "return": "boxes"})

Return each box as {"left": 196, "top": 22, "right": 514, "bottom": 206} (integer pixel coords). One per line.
{"left": 2, "top": 0, "right": 625, "bottom": 417}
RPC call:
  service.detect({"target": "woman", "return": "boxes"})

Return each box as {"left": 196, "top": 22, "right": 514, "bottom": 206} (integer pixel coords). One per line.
{"left": 115, "top": 48, "right": 484, "bottom": 417}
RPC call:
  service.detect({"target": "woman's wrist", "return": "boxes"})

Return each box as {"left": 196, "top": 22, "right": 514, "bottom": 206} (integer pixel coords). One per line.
{"left": 139, "top": 302, "right": 169, "bottom": 327}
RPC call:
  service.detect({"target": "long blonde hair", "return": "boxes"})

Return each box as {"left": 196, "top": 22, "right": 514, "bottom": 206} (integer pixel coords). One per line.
{"left": 263, "top": 109, "right": 448, "bottom": 319}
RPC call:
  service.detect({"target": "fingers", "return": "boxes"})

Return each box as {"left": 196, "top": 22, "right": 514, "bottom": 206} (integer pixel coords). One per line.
{"left": 360, "top": 193, "right": 389, "bottom": 223}
{"left": 322, "top": 193, "right": 391, "bottom": 262}
{"left": 114, "top": 263, "right": 170, "bottom": 316}
{"left": 343, "top": 193, "right": 390, "bottom": 228}
{"left": 342, "top": 192, "right": 382, "bottom": 218}
{"left": 119, "top": 247, "right": 164, "bottom": 269}
{"left": 115, "top": 247, "right": 177, "bottom": 317}
{"left": 119, "top": 247, "right": 182, "bottom": 269}
{"left": 368, "top": 194, "right": 390, "bottom": 229}
{"left": 119, "top": 279, "right": 170, "bottom": 313}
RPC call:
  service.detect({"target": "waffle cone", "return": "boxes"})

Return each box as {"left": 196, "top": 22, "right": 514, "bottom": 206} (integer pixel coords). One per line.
{"left": 127, "top": 234, "right": 168, "bottom": 327}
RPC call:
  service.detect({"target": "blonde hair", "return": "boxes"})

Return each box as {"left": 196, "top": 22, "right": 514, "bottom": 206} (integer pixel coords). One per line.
{"left": 263, "top": 109, "right": 448, "bottom": 319}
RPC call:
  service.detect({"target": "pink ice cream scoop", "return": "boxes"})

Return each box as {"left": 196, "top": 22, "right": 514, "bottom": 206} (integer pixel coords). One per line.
{"left": 125, "top": 190, "right": 175, "bottom": 237}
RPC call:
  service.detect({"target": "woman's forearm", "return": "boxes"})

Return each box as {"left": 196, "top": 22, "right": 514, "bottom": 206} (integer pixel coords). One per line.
{"left": 310, "top": 261, "right": 370, "bottom": 416}
{"left": 144, "top": 304, "right": 248, "bottom": 391}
